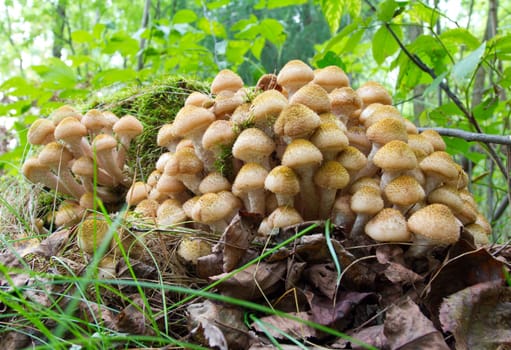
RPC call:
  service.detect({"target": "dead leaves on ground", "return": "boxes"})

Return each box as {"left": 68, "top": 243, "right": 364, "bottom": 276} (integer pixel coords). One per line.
{"left": 1, "top": 214, "right": 511, "bottom": 349}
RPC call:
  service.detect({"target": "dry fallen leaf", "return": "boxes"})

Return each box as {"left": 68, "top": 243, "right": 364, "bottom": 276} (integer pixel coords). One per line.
{"left": 439, "top": 280, "right": 511, "bottom": 350}
{"left": 251, "top": 311, "right": 318, "bottom": 340}
{"left": 331, "top": 325, "right": 387, "bottom": 349}
{"left": 384, "top": 297, "right": 449, "bottom": 350}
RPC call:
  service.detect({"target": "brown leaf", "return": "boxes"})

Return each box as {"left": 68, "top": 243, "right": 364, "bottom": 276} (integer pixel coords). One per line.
{"left": 306, "top": 290, "right": 376, "bottom": 329}
{"left": 0, "top": 331, "right": 31, "bottom": 350}
{"left": 210, "top": 261, "right": 286, "bottom": 300}
{"left": 32, "top": 229, "right": 71, "bottom": 257}
{"left": 331, "top": 325, "right": 387, "bottom": 349}
{"left": 304, "top": 263, "right": 338, "bottom": 300}
{"left": 252, "top": 312, "right": 318, "bottom": 339}
{"left": 439, "top": 281, "right": 511, "bottom": 350}
{"left": 79, "top": 301, "right": 118, "bottom": 331}
{"left": 220, "top": 212, "right": 261, "bottom": 272}
{"left": 187, "top": 300, "right": 251, "bottom": 350}
{"left": 424, "top": 243, "right": 504, "bottom": 326}
{"left": 384, "top": 297, "right": 449, "bottom": 350}
{"left": 116, "top": 295, "right": 157, "bottom": 335}
{"left": 197, "top": 252, "right": 224, "bottom": 278}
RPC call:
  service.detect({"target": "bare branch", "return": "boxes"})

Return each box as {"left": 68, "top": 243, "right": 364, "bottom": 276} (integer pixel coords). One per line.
{"left": 418, "top": 127, "right": 511, "bottom": 145}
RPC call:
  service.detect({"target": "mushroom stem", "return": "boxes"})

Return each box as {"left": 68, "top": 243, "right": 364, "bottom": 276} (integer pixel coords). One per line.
{"left": 318, "top": 189, "right": 337, "bottom": 219}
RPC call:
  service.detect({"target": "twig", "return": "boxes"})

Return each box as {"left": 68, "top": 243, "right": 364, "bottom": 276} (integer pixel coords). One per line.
{"left": 417, "top": 127, "right": 511, "bottom": 145}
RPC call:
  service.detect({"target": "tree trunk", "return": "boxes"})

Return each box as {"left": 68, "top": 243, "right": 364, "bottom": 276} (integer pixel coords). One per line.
{"left": 52, "top": 0, "right": 67, "bottom": 58}
{"left": 137, "top": 0, "right": 152, "bottom": 71}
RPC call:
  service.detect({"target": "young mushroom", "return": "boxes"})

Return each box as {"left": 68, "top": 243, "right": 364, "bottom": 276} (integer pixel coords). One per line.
{"left": 274, "top": 103, "right": 321, "bottom": 144}
{"left": 210, "top": 69, "right": 244, "bottom": 95}
{"left": 191, "top": 192, "right": 236, "bottom": 233}
{"left": 232, "top": 128, "right": 276, "bottom": 170}
{"left": 406, "top": 203, "right": 461, "bottom": 258}
{"left": 249, "top": 89, "right": 288, "bottom": 136}
{"left": 232, "top": 162, "right": 268, "bottom": 215}
{"left": 289, "top": 83, "right": 331, "bottom": 115}
{"left": 157, "top": 198, "right": 188, "bottom": 227}
{"left": 22, "top": 157, "right": 75, "bottom": 197}
{"left": 264, "top": 165, "right": 300, "bottom": 207}
{"left": 164, "top": 147, "right": 204, "bottom": 195}
{"left": 372, "top": 140, "right": 418, "bottom": 190}
{"left": 201, "top": 119, "right": 236, "bottom": 171}
{"left": 349, "top": 186, "right": 384, "bottom": 237}
{"left": 313, "top": 160, "right": 350, "bottom": 219}
{"left": 313, "top": 65, "right": 349, "bottom": 92}
{"left": 112, "top": 115, "right": 143, "bottom": 168}
{"left": 258, "top": 206, "right": 304, "bottom": 237}
{"left": 276, "top": 59, "right": 314, "bottom": 99}
{"left": 92, "top": 134, "right": 128, "bottom": 187}
{"left": 28, "top": 119, "right": 56, "bottom": 145}
{"left": 383, "top": 175, "right": 425, "bottom": 214}
{"left": 356, "top": 81, "right": 392, "bottom": 107}
{"left": 54, "top": 116, "right": 92, "bottom": 158}
{"left": 329, "top": 87, "right": 362, "bottom": 125}
{"left": 364, "top": 208, "right": 410, "bottom": 242}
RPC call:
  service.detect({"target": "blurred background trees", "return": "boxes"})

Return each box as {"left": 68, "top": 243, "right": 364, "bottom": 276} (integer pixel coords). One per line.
{"left": 1, "top": 0, "right": 510, "bottom": 240}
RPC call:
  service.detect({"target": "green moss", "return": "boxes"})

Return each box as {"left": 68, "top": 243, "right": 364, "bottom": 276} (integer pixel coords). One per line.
{"left": 86, "top": 76, "right": 209, "bottom": 180}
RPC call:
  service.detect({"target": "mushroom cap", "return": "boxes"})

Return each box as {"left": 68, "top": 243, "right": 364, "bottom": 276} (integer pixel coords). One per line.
{"left": 113, "top": 115, "right": 143, "bottom": 139}
{"left": 337, "top": 146, "right": 367, "bottom": 172}
{"left": 310, "top": 122, "right": 349, "bottom": 154}
{"left": 164, "top": 147, "right": 203, "bottom": 175}
{"left": 157, "top": 123, "right": 177, "bottom": 148}
{"left": 256, "top": 73, "right": 283, "bottom": 92}
{"left": 276, "top": 59, "right": 314, "bottom": 94}
{"left": 22, "top": 157, "right": 51, "bottom": 182}
{"left": 211, "top": 69, "right": 244, "bottom": 95}
{"left": 157, "top": 198, "right": 188, "bottom": 225}
{"left": 38, "top": 141, "right": 74, "bottom": 166}
{"left": 373, "top": 140, "right": 417, "bottom": 172}
{"left": 28, "top": 119, "right": 55, "bottom": 145}
{"left": 407, "top": 134, "right": 434, "bottom": 160}
{"left": 349, "top": 176, "right": 381, "bottom": 194}
{"left": 313, "top": 66, "right": 349, "bottom": 92}
{"left": 359, "top": 103, "right": 403, "bottom": 128}
{"left": 213, "top": 90, "right": 245, "bottom": 118}
{"left": 232, "top": 128, "right": 275, "bottom": 163}
{"left": 156, "top": 173, "right": 185, "bottom": 194}
{"left": 230, "top": 103, "right": 251, "bottom": 126}
{"left": 54, "top": 200, "right": 84, "bottom": 227}
{"left": 126, "top": 181, "right": 151, "bottom": 206}
{"left": 92, "top": 134, "right": 118, "bottom": 152}
{"left": 50, "top": 105, "right": 82, "bottom": 124}
{"left": 82, "top": 109, "right": 109, "bottom": 133}
{"left": 365, "top": 208, "right": 411, "bottom": 242}
{"left": 346, "top": 125, "right": 371, "bottom": 154}
{"left": 407, "top": 203, "right": 461, "bottom": 244}
{"left": 419, "top": 151, "right": 459, "bottom": 180}
{"left": 427, "top": 185, "right": 464, "bottom": 212}
{"left": 202, "top": 120, "right": 236, "bottom": 151}
{"left": 267, "top": 206, "right": 304, "bottom": 229}
{"left": 134, "top": 198, "right": 160, "bottom": 218}
{"left": 250, "top": 89, "right": 288, "bottom": 126}
{"left": 185, "top": 91, "right": 214, "bottom": 107}
{"left": 172, "top": 105, "right": 215, "bottom": 138}
{"left": 289, "top": 83, "right": 331, "bottom": 114}
{"left": 281, "top": 139, "right": 323, "bottom": 170}
{"left": 366, "top": 117, "right": 408, "bottom": 145}
{"left": 329, "top": 87, "right": 362, "bottom": 120}
{"left": 199, "top": 172, "right": 232, "bottom": 193}
{"left": 384, "top": 175, "right": 425, "bottom": 206}
{"left": 350, "top": 186, "right": 384, "bottom": 215}
{"left": 177, "top": 237, "right": 212, "bottom": 265}
{"left": 79, "top": 192, "right": 95, "bottom": 209}
{"left": 76, "top": 216, "right": 111, "bottom": 255}
{"left": 54, "top": 116, "right": 88, "bottom": 140}
{"left": 71, "top": 156, "right": 94, "bottom": 177}
{"left": 314, "top": 161, "right": 350, "bottom": 190}
{"left": 356, "top": 81, "right": 392, "bottom": 106}
{"left": 420, "top": 129, "right": 446, "bottom": 151}
{"left": 192, "top": 192, "right": 233, "bottom": 224}
{"left": 274, "top": 103, "right": 321, "bottom": 140}
{"left": 155, "top": 152, "right": 173, "bottom": 172}
{"left": 232, "top": 163, "right": 268, "bottom": 194}
{"left": 264, "top": 165, "right": 300, "bottom": 196}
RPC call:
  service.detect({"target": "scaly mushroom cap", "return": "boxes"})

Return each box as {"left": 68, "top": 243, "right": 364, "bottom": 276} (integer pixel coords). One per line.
{"left": 157, "top": 123, "right": 178, "bottom": 149}
{"left": 407, "top": 134, "right": 434, "bottom": 161}
{"left": 38, "top": 141, "right": 74, "bottom": 166}
{"left": 50, "top": 105, "right": 82, "bottom": 124}
{"left": 113, "top": 115, "right": 143, "bottom": 140}
{"left": 211, "top": 69, "right": 244, "bottom": 95}
{"left": 350, "top": 186, "right": 384, "bottom": 215}
{"left": 54, "top": 200, "right": 84, "bottom": 227}
{"left": 384, "top": 175, "right": 425, "bottom": 206}
{"left": 264, "top": 165, "right": 300, "bottom": 197}
{"left": 337, "top": 146, "right": 368, "bottom": 173}
{"left": 172, "top": 105, "right": 215, "bottom": 138}
{"left": 82, "top": 109, "right": 109, "bottom": 135}
{"left": 202, "top": 120, "right": 236, "bottom": 151}
{"left": 157, "top": 198, "right": 188, "bottom": 226}
{"left": 165, "top": 147, "right": 204, "bottom": 176}
{"left": 310, "top": 122, "right": 349, "bottom": 157}
{"left": 277, "top": 59, "right": 314, "bottom": 96}
{"left": 126, "top": 181, "right": 151, "bottom": 206}
{"left": 281, "top": 139, "right": 323, "bottom": 170}
{"left": 345, "top": 125, "right": 371, "bottom": 155}
{"left": 407, "top": 203, "right": 461, "bottom": 245}
{"left": 366, "top": 117, "right": 408, "bottom": 145}
{"left": 266, "top": 206, "right": 303, "bottom": 230}
{"left": 349, "top": 177, "right": 381, "bottom": 194}
{"left": 313, "top": 66, "right": 349, "bottom": 92}
{"left": 192, "top": 192, "right": 233, "bottom": 224}
{"left": 54, "top": 116, "right": 88, "bottom": 141}
{"left": 329, "top": 87, "right": 362, "bottom": 122}
{"left": 185, "top": 91, "right": 214, "bottom": 107}
{"left": 177, "top": 237, "right": 212, "bottom": 265}
{"left": 213, "top": 90, "right": 245, "bottom": 118}
{"left": 28, "top": 119, "right": 55, "bottom": 145}
{"left": 76, "top": 216, "right": 112, "bottom": 255}
{"left": 373, "top": 140, "right": 417, "bottom": 172}
{"left": 419, "top": 151, "right": 459, "bottom": 180}
{"left": 420, "top": 129, "right": 446, "bottom": 151}
{"left": 359, "top": 103, "right": 403, "bottom": 128}
{"left": 232, "top": 163, "right": 268, "bottom": 195}
{"left": 427, "top": 184, "right": 477, "bottom": 225}
{"left": 156, "top": 173, "right": 186, "bottom": 195}
{"left": 365, "top": 208, "right": 410, "bottom": 242}
{"left": 250, "top": 89, "right": 288, "bottom": 128}
{"left": 289, "top": 83, "right": 331, "bottom": 114}
{"left": 199, "top": 172, "right": 232, "bottom": 193}
{"left": 134, "top": 198, "right": 159, "bottom": 218}
{"left": 232, "top": 128, "right": 275, "bottom": 164}
{"left": 230, "top": 103, "right": 251, "bottom": 126}
{"left": 356, "top": 81, "right": 392, "bottom": 107}
{"left": 314, "top": 161, "right": 350, "bottom": 190}
{"left": 274, "top": 103, "right": 321, "bottom": 141}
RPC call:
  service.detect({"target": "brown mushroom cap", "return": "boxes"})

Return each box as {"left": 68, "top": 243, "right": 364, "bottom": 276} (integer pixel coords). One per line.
{"left": 259, "top": 206, "right": 304, "bottom": 236}
{"left": 314, "top": 161, "right": 350, "bottom": 191}
{"left": 276, "top": 59, "right": 314, "bottom": 97}
{"left": 250, "top": 89, "right": 288, "bottom": 130}
{"left": 419, "top": 151, "right": 459, "bottom": 193}
{"left": 310, "top": 122, "right": 349, "bottom": 160}
{"left": 232, "top": 162, "right": 268, "bottom": 214}
{"left": 185, "top": 91, "right": 214, "bottom": 107}
{"left": 232, "top": 128, "right": 275, "bottom": 168}
{"left": 366, "top": 117, "right": 408, "bottom": 146}
{"left": 407, "top": 134, "right": 434, "bottom": 161}
{"left": 274, "top": 103, "right": 321, "bottom": 141}
{"left": 157, "top": 123, "right": 178, "bottom": 150}
{"left": 202, "top": 120, "right": 236, "bottom": 152}
{"left": 365, "top": 208, "right": 411, "bottom": 242}
{"left": 172, "top": 105, "right": 215, "bottom": 138}
{"left": 126, "top": 181, "right": 151, "bottom": 206}
{"left": 113, "top": 115, "right": 143, "bottom": 140}
{"left": 28, "top": 119, "right": 56, "bottom": 145}
{"left": 356, "top": 81, "right": 392, "bottom": 107}
{"left": 384, "top": 175, "right": 425, "bottom": 207}
{"left": 359, "top": 103, "right": 403, "bottom": 128}
{"left": 54, "top": 116, "right": 90, "bottom": 157}
{"left": 289, "top": 83, "right": 331, "bottom": 114}
{"left": 373, "top": 140, "right": 417, "bottom": 172}
{"left": 329, "top": 87, "right": 362, "bottom": 124}
{"left": 313, "top": 66, "right": 349, "bottom": 92}
{"left": 82, "top": 109, "right": 110, "bottom": 135}
{"left": 281, "top": 139, "right": 323, "bottom": 170}
{"left": 345, "top": 125, "right": 371, "bottom": 155}
{"left": 50, "top": 105, "right": 82, "bottom": 125}
{"left": 407, "top": 203, "right": 461, "bottom": 245}
{"left": 157, "top": 198, "right": 188, "bottom": 226}
{"left": 337, "top": 146, "right": 368, "bottom": 175}
{"left": 420, "top": 129, "right": 446, "bottom": 151}
{"left": 199, "top": 172, "right": 232, "bottom": 193}
{"left": 350, "top": 186, "right": 384, "bottom": 215}
{"left": 211, "top": 69, "right": 244, "bottom": 95}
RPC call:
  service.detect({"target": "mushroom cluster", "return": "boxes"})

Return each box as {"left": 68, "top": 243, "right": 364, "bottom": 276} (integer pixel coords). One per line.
{"left": 23, "top": 106, "right": 143, "bottom": 227}
{"left": 122, "top": 59, "right": 491, "bottom": 259}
